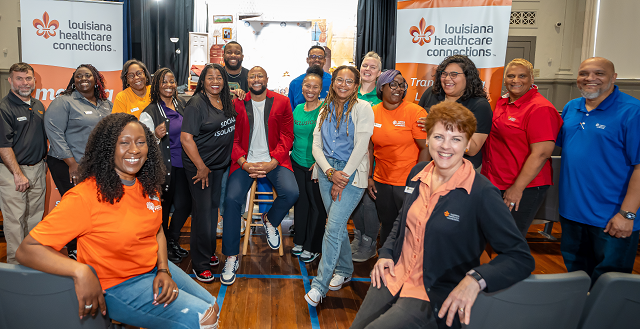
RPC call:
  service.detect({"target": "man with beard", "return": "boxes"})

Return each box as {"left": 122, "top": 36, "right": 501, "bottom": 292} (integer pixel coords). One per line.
{"left": 288, "top": 46, "right": 332, "bottom": 110}
{"left": 223, "top": 41, "right": 249, "bottom": 100}
{"left": 0, "top": 62, "right": 47, "bottom": 264}
{"left": 219, "top": 66, "right": 299, "bottom": 286}
{"left": 557, "top": 57, "right": 640, "bottom": 285}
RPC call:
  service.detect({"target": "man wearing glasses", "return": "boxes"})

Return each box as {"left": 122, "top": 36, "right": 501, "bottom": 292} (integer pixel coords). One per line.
{"left": 288, "top": 46, "right": 333, "bottom": 110}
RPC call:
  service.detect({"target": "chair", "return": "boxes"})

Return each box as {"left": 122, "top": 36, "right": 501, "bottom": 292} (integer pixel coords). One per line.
{"left": 465, "top": 271, "right": 590, "bottom": 329}
{"left": 0, "top": 262, "right": 113, "bottom": 328}
{"left": 531, "top": 155, "right": 561, "bottom": 240}
{"left": 578, "top": 272, "right": 640, "bottom": 329}
{"left": 242, "top": 179, "right": 284, "bottom": 256}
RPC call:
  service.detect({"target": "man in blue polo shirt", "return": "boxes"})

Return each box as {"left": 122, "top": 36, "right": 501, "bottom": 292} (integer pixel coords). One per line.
{"left": 557, "top": 57, "right": 640, "bottom": 285}
{"left": 288, "top": 46, "right": 332, "bottom": 110}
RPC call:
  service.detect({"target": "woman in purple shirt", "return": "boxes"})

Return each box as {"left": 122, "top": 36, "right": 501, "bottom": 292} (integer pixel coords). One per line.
{"left": 140, "top": 68, "right": 191, "bottom": 264}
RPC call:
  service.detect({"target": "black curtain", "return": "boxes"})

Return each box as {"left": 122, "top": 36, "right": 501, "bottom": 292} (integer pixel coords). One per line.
{"left": 139, "top": 0, "right": 193, "bottom": 85}
{"left": 355, "top": 0, "right": 397, "bottom": 70}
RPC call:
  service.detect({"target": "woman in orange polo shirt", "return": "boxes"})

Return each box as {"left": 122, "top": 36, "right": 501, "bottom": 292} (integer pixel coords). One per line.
{"left": 112, "top": 59, "right": 152, "bottom": 119}
{"left": 16, "top": 113, "right": 219, "bottom": 329}
{"left": 351, "top": 102, "right": 534, "bottom": 329}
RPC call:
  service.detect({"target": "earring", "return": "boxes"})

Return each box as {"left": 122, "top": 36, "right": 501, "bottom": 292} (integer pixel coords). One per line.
{"left": 465, "top": 148, "right": 469, "bottom": 152}
{"left": 94, "top": 85, "right": 97, "bottom": 88}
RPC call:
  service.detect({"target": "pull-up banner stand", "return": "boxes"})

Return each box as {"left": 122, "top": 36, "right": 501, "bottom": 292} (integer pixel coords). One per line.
{"left": 20, "top": 0, "right": 123, "bottom": 213}
{"left": 396, "top": 0, "right": 512, "bottom": 109}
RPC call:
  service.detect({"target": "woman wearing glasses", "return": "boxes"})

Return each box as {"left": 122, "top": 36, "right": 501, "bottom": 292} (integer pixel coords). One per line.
{"left": 112, "top": 59, "right": 152, "bottom": 119}
{"left": 304, "top": 66, "right": 374, "bottom": 307}
{"left": 359, "top": 70, "right": 429, "bottom": 261}
{"left": 418, "top": 55, "right": 492, "bottom": 169}
{"left": 140, "top": 68, "right": 191, "bottom": 264}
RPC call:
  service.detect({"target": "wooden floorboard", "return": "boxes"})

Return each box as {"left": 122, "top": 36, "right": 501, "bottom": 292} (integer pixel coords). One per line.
{"left": 4, "top": 214, "right": 640, "bottom": 328}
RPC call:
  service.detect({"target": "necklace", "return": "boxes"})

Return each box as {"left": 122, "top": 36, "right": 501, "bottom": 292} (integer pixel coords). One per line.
{"left": 227, "top": 71, "right": 242, "bottom": 79}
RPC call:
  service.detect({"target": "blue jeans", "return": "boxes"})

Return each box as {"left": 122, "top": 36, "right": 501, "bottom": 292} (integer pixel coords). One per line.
{"left": 560, "top": 215, "right": 640, "bottom": 285}
{"left": 222, "top": 166, "right": 299, "bottom": 256}
{"left": 104, "top": 262, "right": 216, "bottom": 329}
{"left": 311, "top": 158, "right": 364, "bottom": 296}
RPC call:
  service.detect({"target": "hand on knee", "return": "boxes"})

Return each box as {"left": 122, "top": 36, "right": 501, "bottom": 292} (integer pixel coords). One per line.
{"left": 199, "top": 304, "right": 218, "bottom": 328}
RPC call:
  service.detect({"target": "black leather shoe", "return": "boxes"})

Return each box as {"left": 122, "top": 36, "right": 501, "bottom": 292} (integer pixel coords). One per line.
{"left": 167, "top": 246, "right": 182, "bottom": 263}
{"left": 168, "top": 240, "right": 188, "bottom": 258}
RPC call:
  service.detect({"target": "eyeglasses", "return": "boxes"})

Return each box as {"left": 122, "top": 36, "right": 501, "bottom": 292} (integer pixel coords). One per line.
{"left": 389, "top": 81, "right": 408, "bottom": 90}
{"left": 335, "top": 78, "right": 355, "bottom": 86}
{"left": 308, "top": 55, "right": 325, "bottom": 60}
{"left": 440, "top": 71, "right": 463, "bottom": 79}
{"left": 126, "top": 70, "right": 145, "bottom": 80}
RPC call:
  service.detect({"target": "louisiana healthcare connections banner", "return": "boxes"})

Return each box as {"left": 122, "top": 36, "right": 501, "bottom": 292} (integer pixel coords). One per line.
{"left": 20, "top": 0, "right": 123, "bottom": 213}
{"left": 396, "top": 0, "right": 512, "bottom": 109}
{"left": 20, "top": 0, "right": 123, "bottom": 108}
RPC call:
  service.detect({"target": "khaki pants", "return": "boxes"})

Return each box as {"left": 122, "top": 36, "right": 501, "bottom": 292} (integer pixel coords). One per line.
{"left": 0, "top": 160, "right": 46, "bottom": 264}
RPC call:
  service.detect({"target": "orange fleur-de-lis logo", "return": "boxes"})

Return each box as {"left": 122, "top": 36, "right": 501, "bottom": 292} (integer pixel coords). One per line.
{"left": 444, "top": 211, "right": 450, "bottom": 217}
{"left": 410, "top": 18, "right": 435, "bottom": 46}
{"left": 33, "top": 12, "right": 59, "bottom": 39}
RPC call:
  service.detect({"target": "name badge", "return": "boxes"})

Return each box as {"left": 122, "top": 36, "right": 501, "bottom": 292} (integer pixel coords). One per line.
{"left": 404, "top": 186, "right": 414, "bottom": 194}
{"left": 17, "top": 116, "right": 27, "bottom": 121}
{"left": 84, "top": 111, "right": 93, "bottom": 115}
{"left": 373, "top": 123, "right": 381, "bottom": 128}
{"left": 130, "top": 107, "right": 140, "bottom": 113}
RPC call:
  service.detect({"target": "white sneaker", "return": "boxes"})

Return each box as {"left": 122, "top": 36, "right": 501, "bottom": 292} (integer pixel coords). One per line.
{"left": 263, "top": 221, "right": 281, "bottom": 249}
{"left": 291, "top": 244, "right": 303, "bottom": 256}
{"left": 216, "top": 221, "right": 223, "bottom": 238}
{"left": 220, "top": 256, "right": 239, "bottom": 285}
{"left": 329, "top": 274, "right": 351, "bottom": 291}
{"left": 304, "top": 288, "right": 323, "bottom": 307}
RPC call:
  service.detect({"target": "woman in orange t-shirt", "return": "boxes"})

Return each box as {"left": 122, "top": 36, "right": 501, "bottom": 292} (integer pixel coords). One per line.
{"left": 111, "top": 59, "right": 152, "bottom": 119}
{"left": 16, "top": 113, "right": 219, "bottom": 329}
{"left": 366, "top": 70, "right": 429, "bottom": 254}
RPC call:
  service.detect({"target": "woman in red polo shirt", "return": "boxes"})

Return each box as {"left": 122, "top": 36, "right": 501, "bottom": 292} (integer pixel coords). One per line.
{"left": 481, "top": 58, "right": 563, "bottom": 237}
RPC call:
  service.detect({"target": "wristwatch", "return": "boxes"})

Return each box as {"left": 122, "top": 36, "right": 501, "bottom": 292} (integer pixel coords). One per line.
{"left": 466, "top": 269, "right": 486, "bottom": 290}
{"left": 619, "top": 210, "right": 636, "bottom": 220}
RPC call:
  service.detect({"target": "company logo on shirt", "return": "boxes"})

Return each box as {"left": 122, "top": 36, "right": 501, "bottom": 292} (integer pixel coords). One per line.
{"left": 147, "top": 201, "right": 162, "bottom": 213}
{"left": 410, "top": 18, "right": 436, "bottom": 46}
{"left": 444, "top": 211, "right": 460, "bottom": 222}
{"left": 595, "top": 123, "right": 606, "bottom": 129}
{"left": 393, "top": 120, "right": 406, "bottom": 127}
{"left": 508, "top": 116, "right": 516, "bottom": 122}
{"left": 33, "top": 12, "right": 59, "bottom": 39}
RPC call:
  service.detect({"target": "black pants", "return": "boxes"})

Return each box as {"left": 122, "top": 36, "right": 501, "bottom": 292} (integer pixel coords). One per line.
{"left": 500, "top": 185, "right": 550, "bottom": 237}
{"left": 374, "top": 181, "right": 405, "bottom": 247}
{"left": 291, "top": 159, "right": 326, "bottom": 253}
{"left": 352, "top": 191, "right": 379, "bottom": 239}
{"left": 161, "top": 166, "right": 192, "bottom": 243}
{"left": 48, "top": 157, "right": 77, "bottom": 251}
{"left": 186, "top": 167, "right": 226, "bottom": 272}
{"left": 350, "top": 284, "right": 437, "bottom": 329}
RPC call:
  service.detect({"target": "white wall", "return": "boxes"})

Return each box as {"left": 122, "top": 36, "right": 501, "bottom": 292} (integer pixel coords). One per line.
{"left": 0, "top": 0, "right": 21, "bottom": 70}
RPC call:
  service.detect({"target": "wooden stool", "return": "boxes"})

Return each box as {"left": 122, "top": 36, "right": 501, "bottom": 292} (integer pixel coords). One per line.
{"left": 242, "top": 179, "right": 284, "bottom": 256}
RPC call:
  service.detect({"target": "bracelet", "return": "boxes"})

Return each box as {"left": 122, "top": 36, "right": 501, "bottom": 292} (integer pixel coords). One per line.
{"left": 326, "top": 168, "right": 335, "bottom": 182}
{"left": 157, "top": 268, "right": 172, "bottom": 278}
{"left": 241, "top": 161, "right": 247, "bottom": 170}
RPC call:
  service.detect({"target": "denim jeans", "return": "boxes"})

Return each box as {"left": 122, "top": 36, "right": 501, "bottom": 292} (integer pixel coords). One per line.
{"left": 560, "top": 215, "right": 640, "bottom": 285}
{"left": 104, "top": 262, "right": 216, "bottom": 329}
{"left": 311, "top": 158, "right": 364, "bottom": 296}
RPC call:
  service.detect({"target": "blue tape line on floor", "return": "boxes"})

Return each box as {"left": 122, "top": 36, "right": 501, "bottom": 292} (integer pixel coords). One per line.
{"left": 188, "top": 274, "right": 303, "bottom": 279}
{"left": 298, "top": 258, "right": 322, "bottom": 329}
{"left": 216, "top": 283, "right": 228, "bottom": 315}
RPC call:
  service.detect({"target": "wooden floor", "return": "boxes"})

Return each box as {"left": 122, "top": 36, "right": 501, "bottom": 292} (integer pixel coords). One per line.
{"left": 2, "top": 216, "right": 640, "bottom": 329}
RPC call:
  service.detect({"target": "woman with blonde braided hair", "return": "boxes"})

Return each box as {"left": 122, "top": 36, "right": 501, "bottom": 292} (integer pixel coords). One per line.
{"left": 305, "top": 65, "right": 374, "bottom": 307}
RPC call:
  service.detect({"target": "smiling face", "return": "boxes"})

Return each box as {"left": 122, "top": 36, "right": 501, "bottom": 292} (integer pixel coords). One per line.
{"left": 160, "top": 72, "right": 176, "bottom": 100}
{"left": 302, "top": 75, "right": 322, "bottom": 103}
{"left": 203, "top": 67, "right": 224, "bottom": 96}
{"left": 114, "top": 122, "right": 148, "bottom": 181}
{"left": 126, "top": 64, "right": 147, "bottom": 92}
{"left": 74, "top": 67, "right": 95, "bottom": 94}
{"left": 382, "top": 74, "right": 407, "bottom": 105}
{"left": 248, "top": 67, "right": 268, "bottom": 95}
{"left": 8, "top": 70, "right": 35, "bottom": 99}
{"left": 307, "top": 48, "right": 326, "bottom": 69}
{"left": 504, "top": 65, "right": 533, "bottom": 101}
{"left": 440, "top": 63, "right": 466, "bottom": 99}
{"left": 360, "top": 58, "right": 381, "bottom": 84}
{"left": 332, "top": 68, "right": 357, "bottom": 102}
{"left": 223, "top": 43, "right": 244, "bottom": 71}
{"left": 428, "top": 121, "right": 470, "bottom": 173}
{"left": 577, "top": 58, "right": 617, "bottom": 100}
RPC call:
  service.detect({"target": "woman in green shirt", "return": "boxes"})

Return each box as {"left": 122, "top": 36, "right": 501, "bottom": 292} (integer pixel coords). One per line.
{"left": 291, "top": 66, "right": 327, "bottom": 262}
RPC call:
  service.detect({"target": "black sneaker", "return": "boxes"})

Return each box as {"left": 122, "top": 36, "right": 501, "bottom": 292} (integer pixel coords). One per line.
{"left": 169, "top": 240, "right": 188, "bottom": 258}
{"left": 210, "top": 255, "right": 220, "bottom": 266}
{"left": 193, "top": 269, "right": 215, "bottom": 283}
{"left": 167, "top": 247, "right": 182, "bottom": 263}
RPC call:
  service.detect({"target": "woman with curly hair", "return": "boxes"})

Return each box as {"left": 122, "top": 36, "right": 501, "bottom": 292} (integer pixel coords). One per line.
{"left": 44, "top": 64, "right": 113, "bottom": 260}
{"left": 181, "top": 63, "right": 237, "bottom": 282}
{"left": 304, "top": 65, "right": 374, "bottom": 307}
{"left": 17, "top": 113, "right": 219, "bottom": 329}
{"left": 418, "top": 55, "right": 492, "bottom": 169}
{"left": 112, "top": 59, "right": 152, "bottom": 119}
{"left": 140, "top": 68, "right": 191, "bottom": 264}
